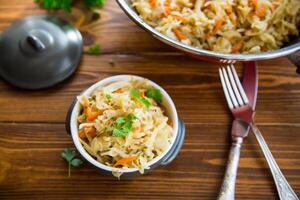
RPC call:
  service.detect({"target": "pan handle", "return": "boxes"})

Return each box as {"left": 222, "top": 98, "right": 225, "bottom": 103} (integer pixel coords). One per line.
{"left": 287, "top": 51, "right": 300, "bottom": 74}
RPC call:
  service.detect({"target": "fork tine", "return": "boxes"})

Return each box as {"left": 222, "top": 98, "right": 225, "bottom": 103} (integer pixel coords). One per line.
{"left": 221, "top": 67, "right": 239, "bottom": 108}
{"left": 230, "top": 65, "right": 249, "bottom": 104}
{"left": 226, "top": 65, "right": 244, "bottom": 106}
{"left": 219, "top": 68, "right": 234, "bottom": 109}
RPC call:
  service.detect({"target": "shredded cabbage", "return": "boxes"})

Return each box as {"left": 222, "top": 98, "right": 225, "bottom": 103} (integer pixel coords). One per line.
{"left": 132, "top": 0, "right": 300, "bottom": 53}
{"left": 77, "top": 79, "right": 173, "bottom": 178}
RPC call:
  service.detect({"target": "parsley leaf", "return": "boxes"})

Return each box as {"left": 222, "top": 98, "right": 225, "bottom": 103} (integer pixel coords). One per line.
{"left": 108, "top": 59, "right": 115, "bottom": 67}
{"left": 70, "top": 158, "right": 83, "bottom": 167}
{"left": 85, "top": 0, "right": 105, "bottom": 7}
{"left": 146, "top": 88, "right": 162, "bottom": 103}
{"left": 62, "top": 148, "right": 83, "bottom": 177}
{"left": 115, "top": 116, "right": 126, "bottom": 125}
{"left": 36, "top": 0, "right": 105, "bottom": 12}
{"left": 130, "top": 88, "right": 139, "bottom": 97}
{"left": 87, "top": 43, "right": 101, "bottom": 55}
{"left": 106, "top": 94, "right": 112, "bottom": 100}
{"left": 109, "top": 114, "right": 136, "bottom": 137}
{"left": 112, "top": 127, "right": 128, "bottom": 137}
{"left": 35, "top": 0, "right": 72, "bottom": 12}
{"left": 127, "top": 113, "right": 137, "bottom": 121}
{"left": 130, "top": 89, "right": 150, "bottom": 108}
{"left": 61, "top": 148, "right": 75, "bottom": 162}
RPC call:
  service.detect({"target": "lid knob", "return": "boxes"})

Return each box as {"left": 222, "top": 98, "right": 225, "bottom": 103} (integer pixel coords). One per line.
{"left": 26, "top": 35, "right": 46, "bottom": 52}
{"left": 19, "top": 29, "right": 52, "bottom": 54}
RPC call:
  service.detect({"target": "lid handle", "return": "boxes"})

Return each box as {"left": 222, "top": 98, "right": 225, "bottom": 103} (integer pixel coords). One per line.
{"left": 26, "top": 35, "right": 46, "bottom": 52}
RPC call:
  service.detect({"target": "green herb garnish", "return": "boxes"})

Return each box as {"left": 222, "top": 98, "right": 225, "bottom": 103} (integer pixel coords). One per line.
{"left": 130, "top": 89, "right": 150, "bottom": 108}
{"left": 106, "top": 94, "right": 112, "bottom": 100}
{"left": 127, "top": 113, "right": 137, "bottom": 121}
{"left": 146, "top": 88, "right": 162, "bottom": 103}
{"left": 88, "top": 43, "right": 101, "bottom": 55}
{"left": 84, "top": 0, "right": 105, "bottom": 7}
{"left": 61, "top": 148, "right": 83, "bottom": 177}
{"left": 108, "top": 59, "right": 115, "bottom": 67}
{"left": 108, "top": 114, "right": 137, "bottom": 137}
{"left": 35, "top": 0, "right": 105, "bottom": 12}
{"left": 35, "top": 0, "right": 72, "bottom": 12}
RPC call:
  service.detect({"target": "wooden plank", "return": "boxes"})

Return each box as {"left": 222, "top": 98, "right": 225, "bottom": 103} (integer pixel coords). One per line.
{"left": 0, "top": 54, "right": 299, "bottom": 124}
{"left": 0, "top": 123, "right": 299, "bottom": 200}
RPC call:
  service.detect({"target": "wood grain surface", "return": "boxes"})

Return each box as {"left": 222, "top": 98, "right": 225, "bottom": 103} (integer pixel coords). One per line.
{"left": 0, "top": 0, "right": 299, "bottom": 199}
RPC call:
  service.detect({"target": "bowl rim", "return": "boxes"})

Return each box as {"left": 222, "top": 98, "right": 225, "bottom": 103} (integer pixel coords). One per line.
{"left": 70, "top": 75, "right": 179, "bottom": 173}
{"left": 116, "top": 0, "right": 300, "bottom": 61}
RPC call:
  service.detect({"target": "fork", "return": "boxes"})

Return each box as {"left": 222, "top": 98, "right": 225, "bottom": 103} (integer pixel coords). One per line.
{"left": 219, "top": 65, "right": 299, "bottom": 200}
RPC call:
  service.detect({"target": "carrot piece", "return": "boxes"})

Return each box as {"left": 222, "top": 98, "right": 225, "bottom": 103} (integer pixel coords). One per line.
{"left": 207, "top": 18, "right": 224, "bottom": 38}
{"left": 167, "top": 119, "right": 173, "bottom": 127}
{"left": 164, "top": 7, "right": 171, "bottom": 16}
{"left": 86, "top": 126, "right": 97, "bottom": 138}
{"left": 79, "top": 129, "right": 86, "bottom": 139}
{"left": 206, "top": 32, "right": 212, "bottom": 39}
{"left": 79, "top": 126, "right": 97, "bottom": 139}
{"left": 164, "top": 0, "right": 170, "bottom": 7}
{"left": 172, "top": 15, "right": 189, "bottom": 23}
{"left": 140, "top": 90, "right": 145, "bottom": 98}
{"left": 249, "top": 11, "right": 256, "bottom": 17}
{"left": 172, "top": 28, "right": 187, "bottom": 40}
{"left": 255, "top": 5, "right": 266, "bottom": 17}
{"left": 249, "top": 0, "right": 258, "bottom": 7}
{"left": 114, "top": 156, "right": 138, "bottom": 167}
{"left": 132, "top": 126, "right": 141, "bottom": 136}
{"left": 85, "top": 106, "right": 93, "bottom": 120}
{"left": 249, "top": 0, "right": 267, "bottom": 17}
{"left": 133, "top": 126, "right": 141, "bottom": 132}
{"left": 164, "top": 0, "right": 171, "bottom": 16}
{"left": 114, "top": 88, "right": 124, "bottom": 93}
{"left": 149, "top": 0, "right": 157, "bottom": 7}
{"left": 225, "top": 5, "right": 236, "bottom": 25}
{"left": 231, "top": 42, "right": 243, "bottom": 53}
{"left": 86, "top": 107, "right": 104, "bottom": 122}
{"left": 87, "top": 111, "right": 103, "bottom": 122}
{"left": 225, "top": 5, "right": 232, "bottom": 14}
{"left": 261, "top": 46, "right": 268, "bottom": 52}
{"left": 213, "top": 18, "right": 224, "bottom": 33}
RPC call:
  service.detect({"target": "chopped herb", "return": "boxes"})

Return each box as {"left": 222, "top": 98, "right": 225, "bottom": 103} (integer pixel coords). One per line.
{"left": 35, "top": 0, "right": 105, "bottom": 12}
{"left": 106, "top": 94, "right": 112, "bottom": 100}
{"left": 61, "top": 148, "right": 83, "bottom": 177}
{"left": 88, "top": 43, "right": 101, "bottom": 55}
{"left": 130, "top": 88, "right": 140, "bottom": 97}
{"left": 108, "top": 59, "right": 115, "bottom": 67}
{"left": 141, "top": 98, "right": 151, "bottom": 107}
{"left": 146, "top": 88, "right": 163, "bottom": 103}
{"left": 115, "top": 116, "right": 126, "bottom": 125}
{"left": 130, "top": 89, "right": 150, "bottom": 108}
{"left": 127, "top": 113, "right": 137, "bottom": 121}
{"left": 108, "top": 114, "right": 137, "bottom": 137}
{"left": 84, "top": 0, "right": 105, "bottom": 7}
{"left": 35, "top": 0, "right": 72, "bottom": 12}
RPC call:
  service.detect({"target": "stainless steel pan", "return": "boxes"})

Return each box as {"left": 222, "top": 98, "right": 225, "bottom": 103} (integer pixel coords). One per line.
{"left": 116, "top": 0, "right": 300, "bottom": 71}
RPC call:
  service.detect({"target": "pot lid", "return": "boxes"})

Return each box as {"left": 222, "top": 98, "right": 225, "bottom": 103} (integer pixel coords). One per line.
{"left": 0, "top": 15, "right": 83, "bottom": 89}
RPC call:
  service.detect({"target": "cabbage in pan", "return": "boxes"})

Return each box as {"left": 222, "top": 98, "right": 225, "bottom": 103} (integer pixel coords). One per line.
{"left": 77, "top": 79, "right": 173, "bottom": 178}
{"left": 132, "top": 0, "right": 300, "bottom": 53}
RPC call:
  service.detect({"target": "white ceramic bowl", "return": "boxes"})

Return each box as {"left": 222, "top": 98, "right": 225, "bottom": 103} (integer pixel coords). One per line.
{"left": 66, "top": 75, "right": 185, "bottom": 177}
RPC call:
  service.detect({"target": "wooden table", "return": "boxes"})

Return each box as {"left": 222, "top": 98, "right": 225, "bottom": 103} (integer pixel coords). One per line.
{"left": 0, "top": 1, "right": 300, "bottom": 199}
